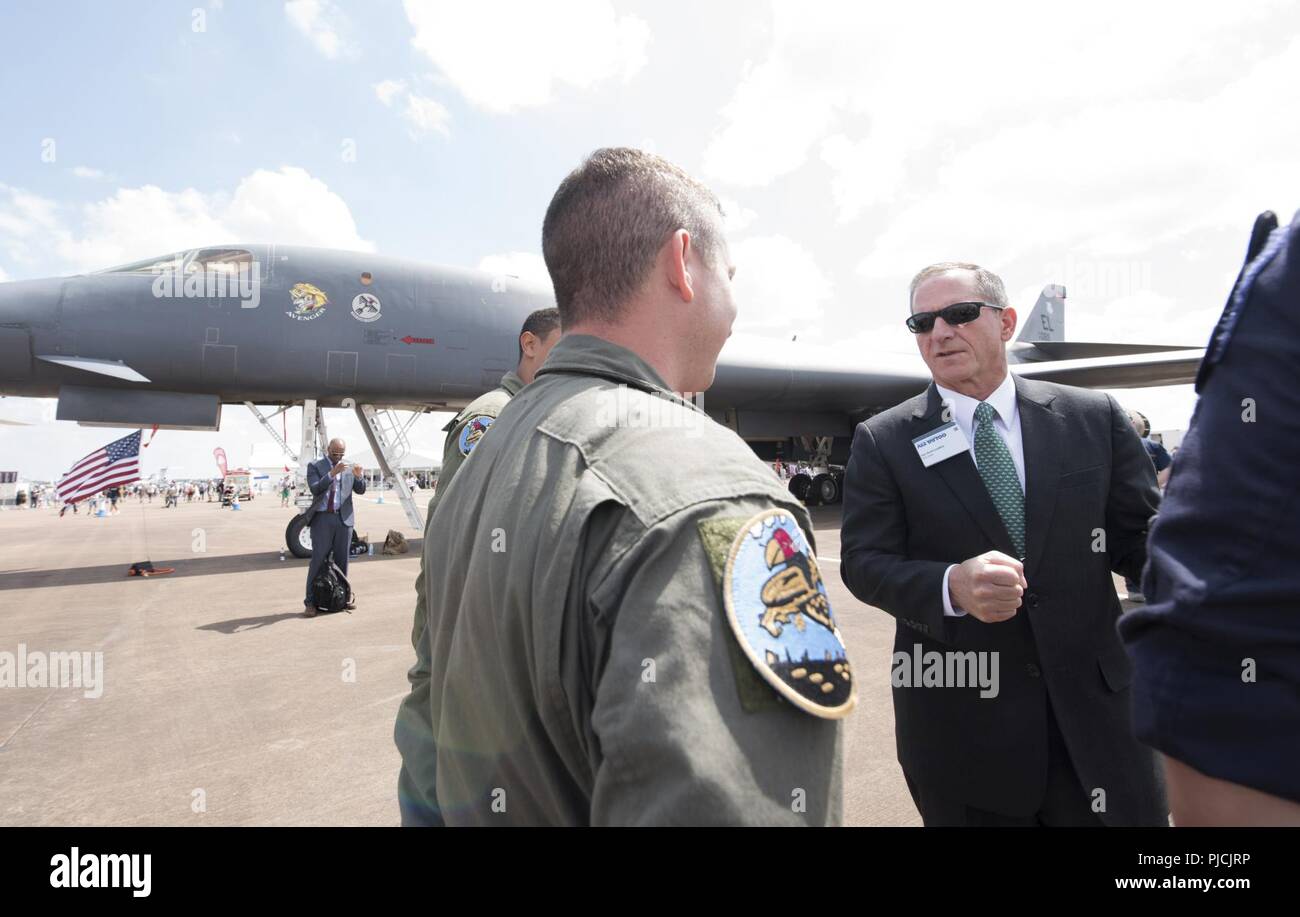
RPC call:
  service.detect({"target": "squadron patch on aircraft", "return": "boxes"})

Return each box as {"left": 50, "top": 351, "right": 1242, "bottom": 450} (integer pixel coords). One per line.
{"left": 351, "top": 293, "right": 382, "bottom": 322}
{"left": 723, "top": 509, "right": 855, "bottom": 719}
{"left": 287, "top": 282, "right": 329, "bottom": 321}
{"left": 458, "top": 415, "right": 493, "bottom": 456}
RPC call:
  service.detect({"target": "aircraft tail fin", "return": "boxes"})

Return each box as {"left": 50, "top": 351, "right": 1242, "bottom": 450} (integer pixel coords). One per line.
{"left": 1016, "top": 284, "right": 1066, "bottom": 344}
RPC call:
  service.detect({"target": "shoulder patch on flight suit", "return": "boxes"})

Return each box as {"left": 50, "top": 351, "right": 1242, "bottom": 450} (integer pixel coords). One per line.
{"left": 698, "top": 517, "right": 784, "bottom": 714}
{"left": 457, "top": 415, "right": 494, "bottom": 456}
{"left": 720, "top": 509, "right": 856, "bottom": 719}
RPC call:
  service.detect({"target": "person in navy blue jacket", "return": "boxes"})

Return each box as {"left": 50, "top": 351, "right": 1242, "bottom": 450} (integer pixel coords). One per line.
{"left": 1119, "top": 211, "right": 1300, "bottom": 826}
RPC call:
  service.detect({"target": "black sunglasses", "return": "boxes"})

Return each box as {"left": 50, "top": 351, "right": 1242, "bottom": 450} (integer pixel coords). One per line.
{"left": 906, "top": 301, "right": 1003, "bottom": 334}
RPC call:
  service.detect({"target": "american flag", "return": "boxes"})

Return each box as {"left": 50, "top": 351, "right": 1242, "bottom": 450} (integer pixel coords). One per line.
{"left": 55, "top": 430, "right": 143, "bottom": 505}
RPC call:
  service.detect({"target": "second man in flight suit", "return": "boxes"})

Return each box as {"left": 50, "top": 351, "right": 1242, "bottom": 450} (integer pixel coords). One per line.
{"left": 394, "top": 307, "right": 560, "bottom": 824}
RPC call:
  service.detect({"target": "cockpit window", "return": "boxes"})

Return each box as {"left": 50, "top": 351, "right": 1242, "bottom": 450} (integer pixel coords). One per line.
{"left": 186, "top": 248, "right": 254, "bottom": 274}
{"left": 101, "top": 252, "right": 187, "bottom": 274}
{"left": 101, "top": 248, "right": 254, "bottom": 275}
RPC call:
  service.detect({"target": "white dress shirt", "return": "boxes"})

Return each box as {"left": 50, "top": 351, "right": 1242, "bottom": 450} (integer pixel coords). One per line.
{"left": 933, "top": 372, "right": 1025, "bottom": 617}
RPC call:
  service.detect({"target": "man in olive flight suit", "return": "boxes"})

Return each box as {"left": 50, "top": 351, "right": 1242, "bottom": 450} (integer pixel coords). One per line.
{"left": 394, "top": 307, "right": 560, "bottom": 825}
{"left": 394, "top": 147, "right": 853, "bottom": 826}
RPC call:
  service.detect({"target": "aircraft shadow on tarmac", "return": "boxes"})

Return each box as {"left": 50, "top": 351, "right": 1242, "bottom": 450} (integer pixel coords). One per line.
{"left": 0, "top": 538, "right": 424, "bottom": 591}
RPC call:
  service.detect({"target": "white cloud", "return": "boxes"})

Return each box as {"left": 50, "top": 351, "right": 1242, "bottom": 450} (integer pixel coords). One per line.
{"left": 71, "top": 166, "right": 106, "bottom": 180}
{"left": 702, "top": 27, "right": 843, "bottom": 186}
{"left": 0, "top": 185, "right": 68, "bottom": 270}
{"left": 402, "top": 0, "right": 650, "bottom": 113}
{"left": 685, "top": 0, "right": 1300, "bottom": 407}
{"left": 0, "top": 264, "right": 8, "bottom": 283}
{"left": 285, "top": 0, "right": 352, "bottom": 60}
{"left": 374, "top": 79, "right": 451, "bottom": 135}
{"left": 0, "top": 186, "right": 60, "bottom": 236}
{"left": 0, "top": 167, "right": 372, "bottom": 277}
{"left": 476, "top": 251, "right": 551, "bottom": 288}
{"left": 221, "top": 167, "right": 373, "bottom": 251}
{"left": 373, "top": 79, "right": 407, "bottom": 107}
{"left": 63, "top": 186, "right": 229, "bottom": 269}
{"left": 704, "top": 0, "right": 1298, "bottom": 199}
{"left": 730, "top": 235, "right": 834, "bottom": 338}
{"left": 854, "top": 38, "right": 1300, "bottom": 298}
{"left": 718, "top": 196, "right": 757, "bottom": 234}
{"left": 403, "top": 93, "right": 451, "bottom": 135}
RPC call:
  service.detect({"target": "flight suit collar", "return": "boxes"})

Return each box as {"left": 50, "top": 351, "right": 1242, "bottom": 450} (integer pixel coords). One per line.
{"left": 499, "top": 370, "right": 525, "bottom": 397}
{"left": 537, "top": 334, "right": 701, "bottom": 412}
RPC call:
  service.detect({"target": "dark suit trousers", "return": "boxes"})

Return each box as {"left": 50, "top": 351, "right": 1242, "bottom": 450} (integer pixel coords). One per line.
{"left": 904, "top": 699, "right": 1104, "bottom": 827}
{"left": 305, "top": 511, "right": 351, "bottom": 603}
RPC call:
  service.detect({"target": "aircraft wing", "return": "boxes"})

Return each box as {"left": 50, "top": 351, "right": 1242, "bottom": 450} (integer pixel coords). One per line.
{"left": 709, "top": 345, "right": 1203, "bottom": 434}
{"left": 1009, "top": 348, "right": 1204, "bottom": 389}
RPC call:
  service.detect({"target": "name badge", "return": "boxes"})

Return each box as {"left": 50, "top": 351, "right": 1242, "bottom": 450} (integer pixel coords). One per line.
{"left": 912, "top": 421, "right": 971, "bottom": 468}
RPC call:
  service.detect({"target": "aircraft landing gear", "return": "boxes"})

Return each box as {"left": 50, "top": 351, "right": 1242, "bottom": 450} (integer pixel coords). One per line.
{"left": 274, "top": 397, "right": 428, "bottom": 557}
{"left": 812, "top": 472, "right": 840, "bottom": 505}
{"left": 286, "top": 514, "right": 313, "bottom": 558}
{"left": 788, "top": 436, "right": 843, "bottom": 506}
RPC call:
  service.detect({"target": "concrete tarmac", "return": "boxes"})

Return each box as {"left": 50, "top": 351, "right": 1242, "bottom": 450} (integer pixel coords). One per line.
{"left": 0, "top": 494, "right": 1127, "bottom": 826}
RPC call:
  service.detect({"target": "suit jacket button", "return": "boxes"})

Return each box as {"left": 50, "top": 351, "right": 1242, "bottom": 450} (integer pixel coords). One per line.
{"left": 1025, "top": 663, "right": 1041, "bottom": 678}
{"left": 1027, "top": 592, "right": 1040, "bottom": 609}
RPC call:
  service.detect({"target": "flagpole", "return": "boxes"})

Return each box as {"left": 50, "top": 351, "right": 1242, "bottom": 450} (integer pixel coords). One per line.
{"left": 138, "top": 427, "right": 153, "bottom": 562}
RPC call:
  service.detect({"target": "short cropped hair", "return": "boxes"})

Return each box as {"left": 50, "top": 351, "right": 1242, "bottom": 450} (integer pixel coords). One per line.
{"left": 542, "top": 147, "right": 724, "bottom": 325}
{"left": 1127, "top": 409, "right": 1151, "bottom": 438}
{"left": 908, "top": 261, "right": 1009, "bottom": 311}
{"left": 518, "top": 307, "right": 561, "bottom": 361}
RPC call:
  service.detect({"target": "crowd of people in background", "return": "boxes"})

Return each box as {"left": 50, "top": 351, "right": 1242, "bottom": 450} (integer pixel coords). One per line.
{"left": 23, "top": 477, "right": 265, "bottom": 517}
{"left": 15, "top": 469, "right": 443, "bottom": 516}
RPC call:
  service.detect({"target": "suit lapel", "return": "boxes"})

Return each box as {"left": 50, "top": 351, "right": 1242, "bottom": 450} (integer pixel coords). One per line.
{"left": 911, "top": 384, "right": 1018, "bottom": 557}
{"left": 1016, "top": 377, "right": 1064, "bottom": 582}
{"left": 319, "top": 459, "right": 334, "bottom": 511}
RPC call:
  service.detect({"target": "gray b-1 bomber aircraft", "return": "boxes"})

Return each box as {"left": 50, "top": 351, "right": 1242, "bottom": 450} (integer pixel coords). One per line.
{"left": 0, "top": 243, "right": 1204, "bottom": 555}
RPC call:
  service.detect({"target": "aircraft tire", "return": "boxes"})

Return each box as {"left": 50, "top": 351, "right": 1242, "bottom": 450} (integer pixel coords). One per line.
{"left": 789, "top": 473, "right": 812, "bottom": 503}
{"left": 286, "top": 514, "right": 313, "bottom": 558}
{"left": 813, "top": 473, "right": 839, "bottom": 505}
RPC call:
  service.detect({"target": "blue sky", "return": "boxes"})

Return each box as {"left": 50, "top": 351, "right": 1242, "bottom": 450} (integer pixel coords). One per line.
{"left": 3, "top": 0, "right": 1300, "bottom": 480}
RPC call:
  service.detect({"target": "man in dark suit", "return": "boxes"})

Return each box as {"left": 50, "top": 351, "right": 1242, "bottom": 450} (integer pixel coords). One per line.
{"left": 303, "top": 437, "right": 366, "bottom": 617}
{"left": 840, "top": 261, "right": 1166, "bottom": 826}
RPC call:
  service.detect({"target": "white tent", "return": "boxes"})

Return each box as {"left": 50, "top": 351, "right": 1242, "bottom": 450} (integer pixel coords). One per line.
{"left": 348, "top": 448, "right": 441, "bottom": 473}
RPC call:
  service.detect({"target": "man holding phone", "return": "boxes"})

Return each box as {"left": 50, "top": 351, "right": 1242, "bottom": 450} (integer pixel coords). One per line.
{"left": 303, "top": 437, "right": 367, "bottom": 617}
